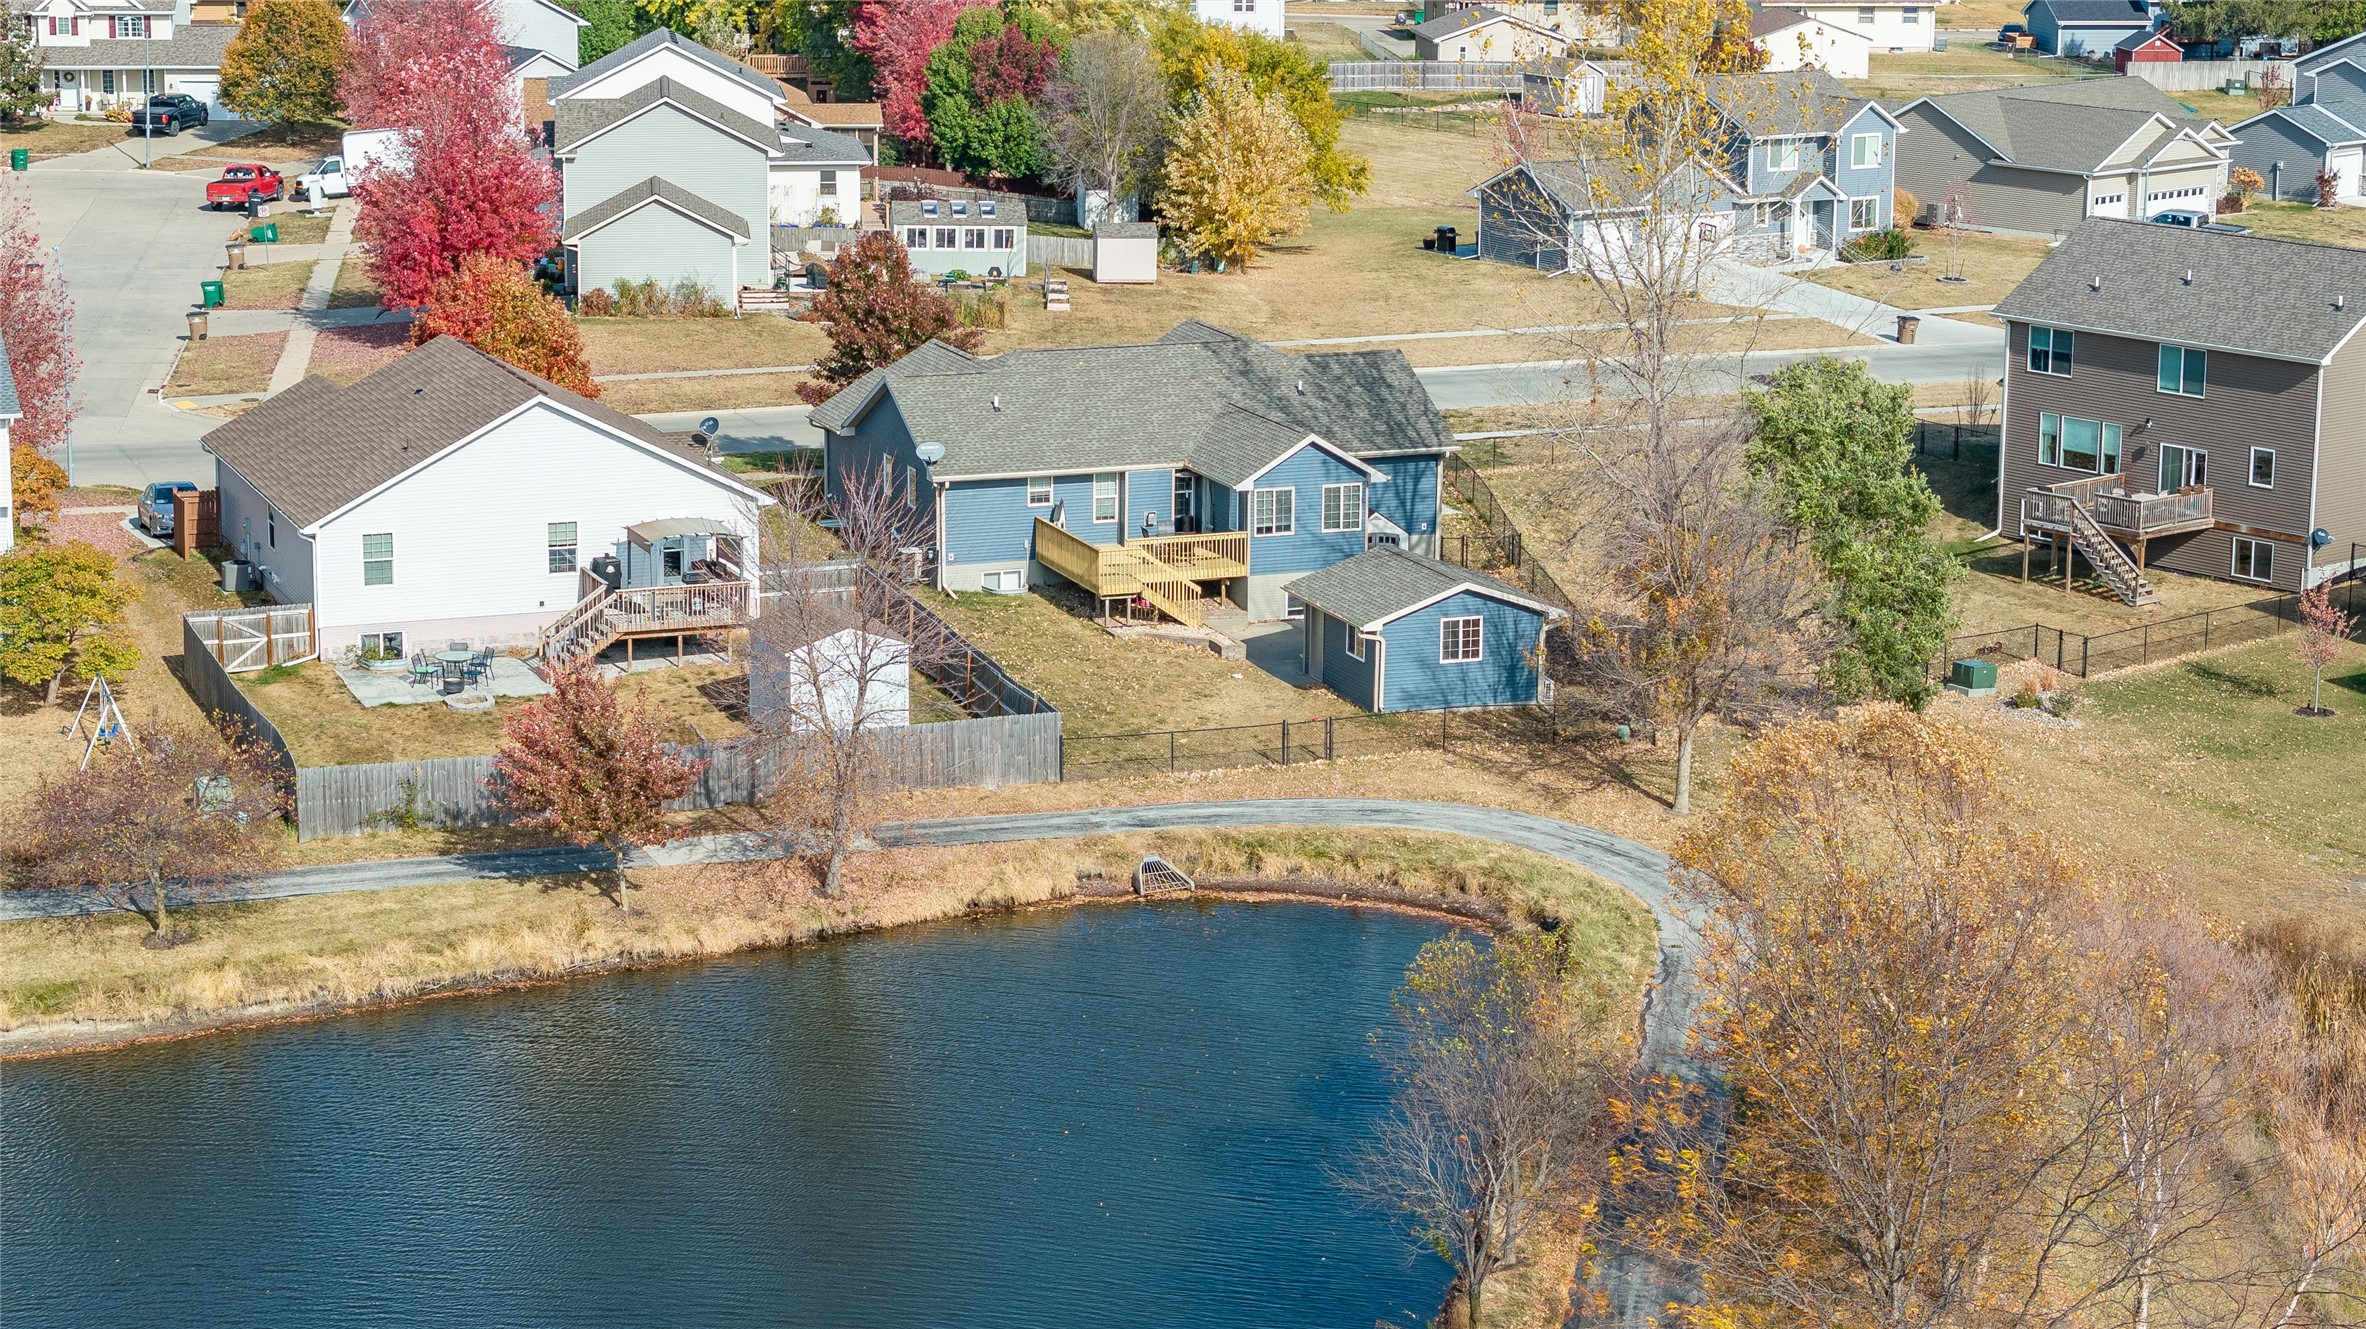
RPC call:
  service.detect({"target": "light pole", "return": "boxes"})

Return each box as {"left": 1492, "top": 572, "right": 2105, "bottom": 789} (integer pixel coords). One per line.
{"left": 54, "top": 243, "right": 70, "bottom": 487}
{"left": 142, "top": 48, "right": 154, "bottom": 169}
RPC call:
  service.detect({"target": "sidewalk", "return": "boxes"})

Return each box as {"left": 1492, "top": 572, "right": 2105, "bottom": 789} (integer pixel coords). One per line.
{"left": 1703, "top": 259, "right": 1997, "bottom": 347}
{"left": 27, "top": 120, "right": 254, "bottom": 172}
{"left": 266, "top": 201, "right": 361, "bottom": 393}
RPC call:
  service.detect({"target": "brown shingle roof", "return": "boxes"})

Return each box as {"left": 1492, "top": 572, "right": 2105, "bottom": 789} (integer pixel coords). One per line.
{"left": 205, "top": 336, "right": 723, "bottom": 528}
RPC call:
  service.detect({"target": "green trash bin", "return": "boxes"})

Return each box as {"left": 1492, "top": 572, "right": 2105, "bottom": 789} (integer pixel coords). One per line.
{"left": 8, "top": 148, "right": 26, "bottom": 172}
{"left": 249, "top": 222, "right": 278, "bottom": 244}
{"left": 200, "top": 280, "right": 225, "bottom": 308}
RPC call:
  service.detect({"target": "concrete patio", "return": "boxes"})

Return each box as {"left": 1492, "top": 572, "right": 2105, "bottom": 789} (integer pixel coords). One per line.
{"left": 335, "top": 656, "right": 554, "bottom": 708}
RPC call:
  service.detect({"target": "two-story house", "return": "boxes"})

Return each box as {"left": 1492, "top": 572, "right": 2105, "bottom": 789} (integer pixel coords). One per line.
{"left": 809, "top": 320, "right": 1456, "bottom": 623}
{"left": 551, "top": 28, "right": 866, "bottom": 308}
{"left": 888, "top": 190, "right": 1029, "bottom": 280}
{"left": 1894, "top": 77, "right": 2234, "bottom": 236}
{"left": 1990, "top": 219, "right": 2366, "bottom": 600}
{"left": 2228, "top": 35, "right": 2366, "bottom": 203}
{"left": 29, "top": 0, "right": 237, "bottom": 118}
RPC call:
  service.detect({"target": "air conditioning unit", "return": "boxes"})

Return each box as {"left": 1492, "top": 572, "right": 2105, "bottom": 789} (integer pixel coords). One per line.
{"left": 893, "top": 546, "right": 927, "bottom": 583}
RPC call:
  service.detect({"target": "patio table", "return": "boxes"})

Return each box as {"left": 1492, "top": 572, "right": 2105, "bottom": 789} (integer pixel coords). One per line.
{"left": 435, "top": 650, "right": 474, "bottom": 665}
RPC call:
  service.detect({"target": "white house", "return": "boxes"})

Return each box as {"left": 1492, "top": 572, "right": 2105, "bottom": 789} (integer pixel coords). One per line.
{"left": 1410, "top": 6, "right": 1567, "bottom": 61}
{"left": 0, "top": 332, "right": 21, "bottom": 556}
{"left": 494, "top": 0, "right": 586, "bottom": 76}
{"left": 30, "top": 0, "right": 240, "bottom": 118}
{"left": 1192, "top": 0, "right": 1284, "bottom": 38}
{"left": 769, "top": 128, "right": 870, "bottom": 227}
{"left": 202, "top": 336, "right": 773, "bottom": 656}
{"left": 1750, "top": 6, "right": 1874, "bottom": 79}
{"left": 752, "top": 618, "right": 911, "bottom": 733}
{"left": 551, "top": 25, "right": 782, "bottom": 123}
{"left": 1787, "top": 0, "right": 1950, "bottom": 52}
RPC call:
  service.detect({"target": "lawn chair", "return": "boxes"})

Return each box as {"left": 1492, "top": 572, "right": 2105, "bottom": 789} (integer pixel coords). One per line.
{"left": 465, "top": 647, "right": 494, "bottom": 684}
{"left": 408, "top": 652, "right": 439, "bottom": 688}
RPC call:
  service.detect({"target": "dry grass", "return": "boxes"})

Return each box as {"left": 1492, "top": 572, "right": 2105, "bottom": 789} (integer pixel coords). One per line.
{"left": 1845, "top": 44, "right": 2103, "bottom": 100}
{"left": 2172, "top": 87, "right": 2264, "bottom": 124}
{"left": 326, "top": 261, "right": 383, "bottom": 309}
{"left": 2220, "top": 200, "right": 2366, "bottom": 248}
{"left": 230, "top": 210, "right": 332, "bottom": 246}
{"left": 0, "top": 829, "right": 1656, "bottom": 1049}
{"left": 1801, "top": 231, "right": 2053, "bottom": 310}
{"left": 218, "top": 257, "right": 314, "bottom": 310}
{"left": 594, "top": 371, "right": 815, "bottom": 414}
{"left": 1952, "top": 549, "right": 2277, "bottom": 638}
{"left": 1289, "top": 18, "right": 1372, "bottom": 60}
{"left": 306, "top": 321, "right": 410, "bottom": 385}
{"left": 0, "top": 117, "right": 143, "bottom": 159}
{"left": 152, "top": 121, "right": 343, "bottom": 168}
{"left": 579, "top": 316, "right": 826, "bottom": 376}
{"left": 165, "top": 331, "right": 283, "bottom": 398}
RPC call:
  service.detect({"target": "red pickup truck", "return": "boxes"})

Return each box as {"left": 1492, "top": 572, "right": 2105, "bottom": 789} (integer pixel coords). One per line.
{"left": 206, "top": 163, "right": 285, "bottom": 211}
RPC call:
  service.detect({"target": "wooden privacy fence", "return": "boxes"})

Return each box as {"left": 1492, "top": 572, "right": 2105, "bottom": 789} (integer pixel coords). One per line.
{"left": 186, "top": 603, "right": 318, "bottom": 672}
{"left": 1328, "top": 60, "right": 1522, "bottom": 91}
{"left": 178, "top": 613, "right": 296, "bottom": 779}
{"left": 1027, "top": 234, "right": 1093, "bottom": 269}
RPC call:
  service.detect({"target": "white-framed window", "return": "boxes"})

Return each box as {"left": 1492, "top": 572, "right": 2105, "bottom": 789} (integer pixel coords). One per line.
{"left": 101, "top": 69, "right": 114, "bottom": 94}
{"left": 990, "top": 227, "right": 1015, "bottom": 249}
{"left": 1320, "top": 481, "right": 1365, "bottom": 532}
{"left": 1851, "top": 132, "right": 1882, "bottom": 169}
{"left": 2028, "top": 324, "right": 2073, "bottom": 376}
{"left": 2157, "top": 343, "right": 2205, "bottom": 396}
{"left": 1766, "top": 140, "right": 1800, "bottom": 172}
{"left": 819, "top": 169, "right": 837, "bottom": 194}
{"left": 1235, "top": 0, "right": 1255, "bottom": 11}
{"left": 904, "top": 226, "right": 927, "bottom": 249}
{"left": 547, "top": 521, "right": 577, "bottom": 573}
{"left": 934, "top": 227, "right": 957, "bottom": 249}
{"left": 362, "top": 532, "right": 394, "bottom": 586}
{"left": 921, "top": 200, "right": 939, "bottom": 216}
{"left": 2250, "top": 446, "right": 2275, "bottom": 488}
{"left": 982, "top": 568, "right": 1026, "bottom": 592}
{"left": 2232, "top": 535, "right": 2275, "bottom": 583}
{"left": 1252, "top": 486, "right": 1294, "bottom": 536}
{"left": 1902, "top": 5, "right": 1920, "bottom": 21}
{"left": 1346, "top": 627, "right": 1367, "bottom": 661}
{"left": 1849, "top": 196, "right": 1880, "bottom": 230}
{"left": 360, "top": 631, "right": 404, "bottom": 660}
{"left": 963, "top": 228, "right": 985, "bottom": 249}
{"left": 115, "top": 14, "right": 146, "bottom": 36}
{"left": 2038, "top": 411, "right": 2059, "bottom": 466}
{"left": 1856, "top": 5, "right": 1875, "bottom": 21}
{"left": 1440, "top": 615, "right": 1483, "bottom": 663}
{"left": 1092, "top": 472, "right": 1119, "bottom": 522}
{"left": 951, "top": 200, "right": 969, "bottom": 216}
{"left": 1026, "top": 475, "right": 1053, "bottom": 507}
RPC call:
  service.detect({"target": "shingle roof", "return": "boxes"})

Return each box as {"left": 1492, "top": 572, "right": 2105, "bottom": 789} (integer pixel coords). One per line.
{"left": 2034, "top": 0, "right": 2155, "bottom": 22}
{"left": 2241, "top": 100, "right": 2366, "bottom": 145}
{"left": 35, "top": 23, "right": 233, "bottom": 69}
{"left": 776, "top": 124, "right": 870, "bottom": 164}
{"left": 784, "top": 100, "right": 885, "bottom": 129}
{"left": 0, "top": 330, "right": 21, "bottom": 422}
{"left": 1286, "top": 547, "right": 1555, "bottom": 629}
{"left": 1095, "top": 220, "right": 1158, "bottom": 238}
{"left": 1909, "top": 77, "right": 2220, "bottom": 171}
{"left": 1703, "top": 69, "right": 1866, "bottom": 137}
{"left": 1482, "top": 158, "right": 1737, "bottom": 217}
{"left": 563, "top": 176, "right": 749, "bottom": 241}
{"left": 1749, "top": 6, "right": 1860, "bottom": 39}
{"left": 808, "top": 320, "right": 1454, "bottom": 482}
{"left": 1409, "top": 5, "right": 1558, "bottom": 39}
{"left": 1992, "top": 217, "right": 2366, "bottom": 363}
{"left": 549, "top": 27, "right": 779, "bottom": 103}
{"left": 552, "top": 75, "right": 777, "bottom": 154}
{"left": 884, "top": 192, "right": 1024, "bottom": 226}
{"left": 2112, "top": 27, "right": 2176, "bottom": 50}
{"left": 203, "top": 337, "right": 731, "bottom": 527}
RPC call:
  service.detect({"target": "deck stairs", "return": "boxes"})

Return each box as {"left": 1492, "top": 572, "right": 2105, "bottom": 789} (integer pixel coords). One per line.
{"left": 537, "top": 580, "right": 753, "bottom": 674}
{"left": 2061, "top": 497, "right": 2160, "bottom": 607}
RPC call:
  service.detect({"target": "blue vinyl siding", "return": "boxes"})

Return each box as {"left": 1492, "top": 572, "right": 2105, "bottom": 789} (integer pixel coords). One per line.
{"left": 2316, "top": 61, "right": 2366, "bottom": 101}
{"left": 1367, "top": 454, "right": 1442, "bottom": 538}
{"left": 1377, "top": 590, "right": 1547, "bottom": 712}
{"left": 1831, "top": 107, "right": 1896, "bottom": 228}
{"left": 1051, "top": 472, "right": 1125, "bottom": 545}
{"left": 1313, "top": 610, "right": 1380, "bottom": 710}
{"left": 1244, "top": 443, "right": 1374, "bottom": 575}
{"left": 824, "top": 396, "right": 923, "bottom": 510}
{"left": 942, "top": 477, "right": 1040, "bottom": 564}
{"left": 1126, "top": 468, "right": 1173, "bottom": 535}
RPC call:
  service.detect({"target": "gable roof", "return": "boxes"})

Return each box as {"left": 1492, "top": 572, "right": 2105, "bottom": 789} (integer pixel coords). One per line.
{"left": 808, "top": 320, "right": 1454, "bottom": 483}
{"left": 1992, "top": 217, "right": 2366, "bottom": 363}
{"left": 1901, "top": 77, "right": 2226, "bottom": 171}
{"left": 0, "top": 330, "right": 21, "bottom": 423}
{"left": 2031, "top": 0, "right": 2156, "bottom": 23}
{"left": 1703, "top": 69, "right": 1885, "bottom": 137}
{"left": 1286, "top": 547, "right": 1561, "bottom": 630}
{"left": 1474, "top": 157, "right": 1738, "bottom": 217}
{"left": 203, "top": 337, "right": 757, "bottom": 528}
{"left": 1410, "top": 4, "right": 1561, "bottom": 40}
{"left": 783, "top": 100, "right": 885, "bottom": 130}
{"left": 562, "top": 176, "right": 750, "bottom": 242}
{"left": 552, "top": 75, "right": 778, "bottom": 155}
{"left": 2297, "top": 33, "right": 2366, "bottom": 72}
{"left": 1749, "top": 6, "right": 1869, "bottom": 40}
{"left": 2238, "top": 99, "right": 2366, "bottom": 146}
{"left": 548, "top": 27, "right": 780, "bottom": 104}
{"left": 33, "top": 22, "right": 233, "bottom": 69}
{"left": 2112, "top": 27, "right": 2178, "bottom": 50}
{"left": 776, "top": 124, "right": 871, "bottom": 164}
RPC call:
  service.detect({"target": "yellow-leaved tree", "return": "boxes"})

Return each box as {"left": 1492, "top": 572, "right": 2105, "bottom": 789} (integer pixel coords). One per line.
{"left": 1158, "top": 64, "right": 1311, "bottom": 269}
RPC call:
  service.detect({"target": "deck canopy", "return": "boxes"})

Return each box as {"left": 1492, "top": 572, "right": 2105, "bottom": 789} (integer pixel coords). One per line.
{"left": 625, "top": 517, "right": 739, "bottom": 546}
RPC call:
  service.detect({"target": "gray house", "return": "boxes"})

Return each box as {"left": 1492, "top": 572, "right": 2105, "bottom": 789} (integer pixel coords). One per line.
{"left": 2229, "top": 38, "right": 2366, "bottom": 202}
{"left": 2020, "top": 0, "right": 2159, "bottom": 56}
{"left": 1991, "top": 219, "right": 2366, "bottom": 599}
{"left": 888, "top": 191, "right": 1028, "bottom": 280}
{"left": 1892, "top": 77, "right": 2234, "bottom": 237}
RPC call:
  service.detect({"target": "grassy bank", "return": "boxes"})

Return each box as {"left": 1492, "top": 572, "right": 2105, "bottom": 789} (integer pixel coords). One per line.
{"left": 0, "top": 828, "right": 1657, "bottom": 1057}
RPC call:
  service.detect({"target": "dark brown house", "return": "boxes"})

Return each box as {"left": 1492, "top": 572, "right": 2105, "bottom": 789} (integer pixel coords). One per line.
{"left": 1990, "top": 218, "right": 2366, "bottom": 600}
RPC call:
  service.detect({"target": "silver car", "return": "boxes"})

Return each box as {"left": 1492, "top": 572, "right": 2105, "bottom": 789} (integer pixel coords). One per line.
{"left": 139, "top": 481, "right": 198, "bottom": 535}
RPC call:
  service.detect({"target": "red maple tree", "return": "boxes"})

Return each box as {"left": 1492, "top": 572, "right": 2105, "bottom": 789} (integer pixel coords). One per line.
{"left": 344, "top": 0, "right": 505, "bottom": 131}
{"left": 2295, "top": 582, "right": 2355, "bottom": 716}
{"left": 796, "top": 231, "right": 982, "bottom": 406}
{"left": 852, "top": 0, "right": 992, "bottom": 149}
{"left": 0, "top": 183, "right": 80, "bottom": 460}
{"left": 489, "top": 661, "right": 706, "bottom": 911}
{"left": 970, "top": 22, "right": 1060, "bottom": 103}
{"left": 413, "top": 253, "right": 598, "bottom": 396}
{"left": 349, "top": 2, "right": 556, "bottom": 309}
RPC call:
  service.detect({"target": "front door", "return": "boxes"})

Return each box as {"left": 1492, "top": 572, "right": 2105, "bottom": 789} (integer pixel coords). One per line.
{"left": 2159, "top": 445, "right": 2207, "bottom": 492}
{"left": 1173, "top": 472, "right": 1196, "bottom": 533}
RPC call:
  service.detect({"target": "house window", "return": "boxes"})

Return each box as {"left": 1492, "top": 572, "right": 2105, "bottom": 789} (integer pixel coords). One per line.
{"left": 2156, "top": 343, "right": 2205, "bottom": 396}
{"left": 1849, "top": 196, "right": 1880, "bottom": 230}
{"left": 982, "top": 568, "right": 1026, "bottom": 592}
{"left": 1321, "top": 482, "right": 1365, "bottom": 532}
{"left": 1440, "top": 615, "right": 1484, "bottom": 663}
{"left": 980, "top": 201, "right": 997, "bottom": 217}
{"left": 904, "top": 226, "right": 927, "bottom": 249}
{"left": 547, "top": 521, "right": 577, "bottom": 573}
{"left": 2038, "top": 411, "right": 2060, "bottom": 466}
{"left": 1252, "top": 486, "right": 1294, "bottom": 536}
{"left": 2232, "top": 535, "right": 2275, "bottom": 582}
{"left": 963, "top": 228, "right": 985, "bottom": 249}
{"left": 1092, "top": 472, "right": 1119, "bottom": 523}
{"left": 819, "top": 169, "right": 837, "bottom": 194}
{"left": 1851, "top": 132, "right": 1881, "bottom": 169}
{"left": 115, "top": 14, "right": 146, "bottom": 36}
{"left": 1173, "top": 471, "right": 1196, "bottom": 522}
{"left": 142, "top": 68, "right": 154, "bottom": 94}
{"left": 951, "top": 200, "right": 969, "bottom": 216}
{"left": 1752, "top": 201, "right": 1781, "bottom": 228}
{"left": 921, "top": 200, "right": 939, "bottom": 216}
{"left": 1902, "top": 4, "right": 1920, "bottom": 19}
{"left": 2050, "top": 416, "right": 2121, "bottom": 473}
{"left": 1026, "top": 475, "right": 1053, "bottom": 507}
{"left": 101, "top": 69, "right": 114, "bottom": 94}
{"left": 1346, "top": 627, "right": 1367, "bottom": 661}
{"left": 934, "top": 227, "right": 957, "bottom": 249}
{"left": 1235, "top": 0, "right": 1255, "bottom": 10}
{"left": 991, "top": 227, "right": 1015, "bottom": 249}
{"left": 362, "top": 532, "right": 394, "bottom": 586}
{"left": 2250, "top": 446, "right": 2275, "bottom": 488}
{"left": 2027, "top": 324, "right": 2073, "bottom": 375}
{"left": 1766, "top": 140, "right": 1800, "bottom": 172}
{"left": 360, "top": 631, "right": 404, "bottom": 660}
{"left": 266, "top": 509, "right": 276, "bottom": 549}
{"left": 1856, "top": 5, "right": 1875, "bottom": 20}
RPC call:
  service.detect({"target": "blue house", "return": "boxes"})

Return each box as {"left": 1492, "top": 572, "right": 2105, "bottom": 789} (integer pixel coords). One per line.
{"left": 2021, "top": 0, "right": 2159, "bottom": 56}
{"left": 1286, "top": 548, "right": 1565, "bottom": 713}
{"left": 808, "top": 321, "right": 1457, "bottom": 624}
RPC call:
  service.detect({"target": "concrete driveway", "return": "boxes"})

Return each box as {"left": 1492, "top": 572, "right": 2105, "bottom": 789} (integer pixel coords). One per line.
{"left": 27, "top": 151, "right": 245, "bottom": 488}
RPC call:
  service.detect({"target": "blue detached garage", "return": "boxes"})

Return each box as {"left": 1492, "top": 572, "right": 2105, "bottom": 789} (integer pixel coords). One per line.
{"left": 1287, "top": 548, "right": 1565, "bottom": 714}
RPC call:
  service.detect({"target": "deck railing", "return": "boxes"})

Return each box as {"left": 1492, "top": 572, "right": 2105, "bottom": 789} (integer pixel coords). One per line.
{"left": 540, "top": 580, "right": 754, "bottom": 669}
{"left": 2025, "top": 476, "right": 2212, "bottom": 537}
{"left": 1032, "top": 520, "right": 1237, "bottom": 627}
{"left": 1129, "top": 529, "right": 1249, "bottom": 580}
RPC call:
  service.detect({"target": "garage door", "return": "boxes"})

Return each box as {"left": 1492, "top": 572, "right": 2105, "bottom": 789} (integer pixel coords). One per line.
{"left": 172, "top": 76, "right": 240, "bottom": 121}
{"left": 2334, "top": 147, "right": 2364, "bottom": 200}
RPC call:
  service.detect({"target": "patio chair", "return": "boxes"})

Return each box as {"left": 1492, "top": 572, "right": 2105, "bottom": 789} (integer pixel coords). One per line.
{"left": 408, "top": 652, "right": 439, "bottom": 688}
{"left": 465, "top": 647, "right": 494, "bottom": 684}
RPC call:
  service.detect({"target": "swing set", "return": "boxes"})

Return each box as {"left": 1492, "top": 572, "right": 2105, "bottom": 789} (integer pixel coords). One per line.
{"left": 62, "top": 675, "right": 135, "bottom": 772}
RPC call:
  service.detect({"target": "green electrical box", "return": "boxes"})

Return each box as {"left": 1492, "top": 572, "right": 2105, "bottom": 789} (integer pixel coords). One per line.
{"left": 8, "top": 148, "right": 26, "bottom": 172}
{"left": 200, "top": 280, "right": 224, "bottom": 308}
{"left": 249, "top": 222, "right": 278, "bottom": 244}
{"left": 1946, "top": 657, "right": 1998, "bottom": 696}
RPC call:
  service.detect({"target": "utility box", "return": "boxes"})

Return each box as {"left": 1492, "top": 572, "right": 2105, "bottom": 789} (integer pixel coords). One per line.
{"left": 1946, "top": 657, "right": 1998, "bottom": 697}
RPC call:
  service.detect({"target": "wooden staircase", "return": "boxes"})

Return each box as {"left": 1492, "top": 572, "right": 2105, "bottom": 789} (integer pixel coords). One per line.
{"left": 2060, "top": 498, "right": 2160, "bottom": 606}
{"left": 538, "top": 580, "right": 754, "bottom": 673}
{"left": 1032, "top": 518, "right": 1246, "bottom": 628}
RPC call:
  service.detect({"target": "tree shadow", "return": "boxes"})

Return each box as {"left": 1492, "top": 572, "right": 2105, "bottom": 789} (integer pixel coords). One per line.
{"left": 2184, "top": 660, "right": 2280, "bottom": 699}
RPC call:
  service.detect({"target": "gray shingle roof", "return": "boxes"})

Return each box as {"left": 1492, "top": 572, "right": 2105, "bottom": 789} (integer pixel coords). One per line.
{"left": 35, "top": 23, "right": 233, "bottom": 69}
{"left": 549, "top": 27, "right": 779, "bottom": 103}
{"left": 0, "top": 330, "right": 21, "bottom": 422}
{"left": 1992, "top": 217, "right": 2366, "bottom": 363}
{"left": 552, "top": 75, "right": 777, "bottom": 154}
{"left": 2112, "top": 27, "right": 2176, "bottom": 50}
{"left": 1703, "top": 69, "right": 1864, "bottom": 137}
{"left": 1483, "top": 158, "right": 1736, "bottom": 217}
{"left": 1409, "top": 5, "right": 1556, "bottom": 39}
{"left": 1095, "top": 220, "right": 1158, "bottom": 238}
{"left": 204, "top": 337, "right": 729, "bottom": 527}
{"left": 777, "top": 125, "right": 869, "bottom": 163}
{"left": 1909, "top": 77, "right": 2219, "bottom": 171}
{"left": 2033, "top": 0, "right": 2155, "bottom": 22}
{"left": 884, "top": 191, "right": 1024, "bottom": 227}
{"left": 809, "top": 321, "right": 1454, "bottom": 482}
{"left": 2243, "top": 100, "right": 2366, "bottom": 145}
{"left": 562, "top": 176, "right": 749, "bottom": 242}
{"left": 1286, "top": 547, "right": 1554, "bottom": 629}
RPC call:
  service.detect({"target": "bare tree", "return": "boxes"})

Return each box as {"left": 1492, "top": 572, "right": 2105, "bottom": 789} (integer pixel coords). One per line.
{"left": 1345, "top": 930, "right": 1623, "bottom": 1329}
{"left": 749, "top": 458, "right": 959, "bottom": 898}
{"left": 1041, "top": 31, "right": 1167, "bottom": 227}
{"left": 1940, "top": 177, "right": 1974, "bottom": 282}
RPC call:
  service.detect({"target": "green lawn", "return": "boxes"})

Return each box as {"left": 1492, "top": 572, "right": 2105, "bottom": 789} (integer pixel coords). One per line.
{"left": 578, "top": 315, "right": 826, "bottom": 376}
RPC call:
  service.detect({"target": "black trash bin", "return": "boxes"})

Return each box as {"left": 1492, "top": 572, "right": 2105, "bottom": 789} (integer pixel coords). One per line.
{"left": 1434, "top": 225, "right": 1458, "bottom": 252}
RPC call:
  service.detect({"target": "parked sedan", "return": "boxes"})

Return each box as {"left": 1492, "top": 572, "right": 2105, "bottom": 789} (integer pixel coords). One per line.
{"left": 139, "top": 481, "right": 198, "bottom": 536}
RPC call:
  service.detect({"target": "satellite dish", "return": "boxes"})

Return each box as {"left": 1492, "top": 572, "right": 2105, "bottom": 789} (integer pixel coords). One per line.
{"left": 698, "top": 416, "right": 721, "bottom": 438}
{"left": 2312, "top": 528, "right": 2333, "bottom": 549}
{"left": 914, "top": 441, "right": 946, "bottom": 465}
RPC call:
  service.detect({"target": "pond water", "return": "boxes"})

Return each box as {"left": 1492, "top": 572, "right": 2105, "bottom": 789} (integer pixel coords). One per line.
{"left": 2, "top": 901, "right": 1452, "bottom": 1328}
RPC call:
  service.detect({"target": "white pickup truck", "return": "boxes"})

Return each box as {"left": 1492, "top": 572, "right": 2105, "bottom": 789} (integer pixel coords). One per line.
{"left": 294, "top": 129, "right": 407, "bottom": 200}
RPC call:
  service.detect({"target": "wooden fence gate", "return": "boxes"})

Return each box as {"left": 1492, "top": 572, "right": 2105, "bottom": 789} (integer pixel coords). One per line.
{"left": 186, "top": 604, "right": 319, "bottom": 673}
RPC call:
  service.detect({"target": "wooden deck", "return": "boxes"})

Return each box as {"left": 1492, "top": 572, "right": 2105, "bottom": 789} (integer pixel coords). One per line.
{"left": 2023, "top": 475, "right": 2213, "bottom": 540}
{"left": 539, "top": 580, "right": 753, "bottom": 671}
{"left": 1032, "top": 520, "right": 1248, "bottom": 627}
